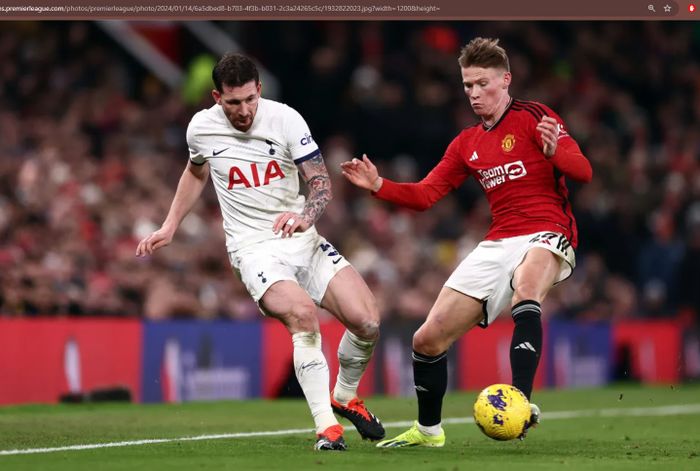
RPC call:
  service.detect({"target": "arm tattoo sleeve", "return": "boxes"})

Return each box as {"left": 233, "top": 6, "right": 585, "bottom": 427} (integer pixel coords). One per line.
{"left": 297, "top": 153, "right": 332, "bottom": 226}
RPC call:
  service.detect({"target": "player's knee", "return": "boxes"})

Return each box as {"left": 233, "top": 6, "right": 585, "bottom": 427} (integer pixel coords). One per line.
{"left": 412, "top": 328, "right": 444, "bottom": 356}
{"left": 354, "top": 318, "right": 380, "bottom": 341}
{"left": 342, "top": 300, "right": 380, "bottom": 340}
{"left": 512, "top": 283, "right": 544, "bottom": 305}
{"left": 344, "top": 316, "right": 380, "bottom": 341}
{"left": 284, "top": 301, "right": 318, "bottom": 332}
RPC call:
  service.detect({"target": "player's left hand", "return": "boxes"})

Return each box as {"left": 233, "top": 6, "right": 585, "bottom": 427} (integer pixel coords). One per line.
{"left": 273, "top": 212, "right": 310, "bottom": 238}
{"left": 536, "top": 116, "right": 560, "bottom": 158}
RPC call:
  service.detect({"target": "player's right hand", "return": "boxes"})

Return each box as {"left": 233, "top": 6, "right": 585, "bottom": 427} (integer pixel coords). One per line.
{"left": 340, "top": 154, "right": 383, "bottom": 192}
{"left": 136, "top": 226, "right": 175, "bottom": 257}
{"left": 536, "top": 116, "right": 560, "bottom": 158}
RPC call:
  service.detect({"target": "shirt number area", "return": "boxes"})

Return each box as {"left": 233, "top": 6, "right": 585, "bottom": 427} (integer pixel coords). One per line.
{"left": 528, "top": 232, "right": 571, "bottom": 255}
{"left": 228, "top": 161, "right": 285, "bottom": 189}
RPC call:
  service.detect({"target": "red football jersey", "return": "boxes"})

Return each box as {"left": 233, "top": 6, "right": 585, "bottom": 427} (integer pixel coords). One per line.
{"left": 374, "top": 99, "right": 592, "bottom": 248}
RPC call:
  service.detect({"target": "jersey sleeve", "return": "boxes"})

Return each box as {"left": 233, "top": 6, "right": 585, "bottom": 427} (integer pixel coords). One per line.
{"left": 533, "top": 104, "right": 592, "bottom": 183}
{"left": 186, "top": 117, "right": 207, "bottom": 166}
{"left": 283, "top": 106, "right": 321, "bottom": 165}
{"left": 374, "top": 134, "right": 470, "bottom": 211}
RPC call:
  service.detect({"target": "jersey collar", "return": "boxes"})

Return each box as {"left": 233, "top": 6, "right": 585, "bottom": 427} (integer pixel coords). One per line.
{"left": 481, "top": 97, "right": 514, "bottom": 132}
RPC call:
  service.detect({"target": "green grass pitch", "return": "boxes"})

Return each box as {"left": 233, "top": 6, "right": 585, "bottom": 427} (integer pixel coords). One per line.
{"left": 1, "top": 384, "right": 699, "bottom": 470}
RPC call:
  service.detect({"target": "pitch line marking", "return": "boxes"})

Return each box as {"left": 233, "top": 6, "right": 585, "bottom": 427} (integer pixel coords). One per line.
{"left": 2, "top": 403, "right": 700, "bottom": 456}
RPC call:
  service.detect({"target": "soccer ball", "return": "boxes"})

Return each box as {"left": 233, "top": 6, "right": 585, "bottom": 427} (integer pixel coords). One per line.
{"left": 473, "top": 384, "right": 531, "bottom": 441}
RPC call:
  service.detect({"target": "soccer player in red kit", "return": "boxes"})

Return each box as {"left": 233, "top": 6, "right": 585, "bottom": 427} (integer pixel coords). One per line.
{"left": 341, "top": 37, "right": 592, "bottom": 448}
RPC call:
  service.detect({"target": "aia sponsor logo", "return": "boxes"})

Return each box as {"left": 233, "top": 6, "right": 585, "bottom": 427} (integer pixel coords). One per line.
{"left": 476, "top": 160, "right": 527, "bottom": 190}
{"left": 228, "top": 161, "right": 285, "bottom": 189}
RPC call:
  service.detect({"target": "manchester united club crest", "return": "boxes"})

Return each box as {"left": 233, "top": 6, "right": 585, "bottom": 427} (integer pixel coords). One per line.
{"left": 502, "top": 134, "right": 515, "bottom": 152}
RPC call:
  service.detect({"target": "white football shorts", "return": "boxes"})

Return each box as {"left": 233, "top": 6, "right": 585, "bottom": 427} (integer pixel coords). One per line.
{"left": 444, "top": 231, "right": 576, "bottom": 327}
{"left": 228, "top": 230, "right": 351, "bottom": 309}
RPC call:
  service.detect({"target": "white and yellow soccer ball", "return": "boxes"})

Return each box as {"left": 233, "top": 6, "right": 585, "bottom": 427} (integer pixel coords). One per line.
{"left": 473, "top": 384, "right": 531, "bottom": 441}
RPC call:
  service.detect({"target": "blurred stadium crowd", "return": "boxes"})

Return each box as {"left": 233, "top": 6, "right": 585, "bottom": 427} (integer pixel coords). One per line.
{"left": 0, "top": 21, "right": 698, "bottom": 323}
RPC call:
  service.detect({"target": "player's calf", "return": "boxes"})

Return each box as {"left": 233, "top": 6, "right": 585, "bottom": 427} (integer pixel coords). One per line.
{"left": 510, "top": 300, "right": 542, "bottom": 399}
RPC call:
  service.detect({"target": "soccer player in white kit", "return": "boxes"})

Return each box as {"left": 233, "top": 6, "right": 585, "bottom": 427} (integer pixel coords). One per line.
{"left": 136, "top": 53, "right": 385, "bottom": 451}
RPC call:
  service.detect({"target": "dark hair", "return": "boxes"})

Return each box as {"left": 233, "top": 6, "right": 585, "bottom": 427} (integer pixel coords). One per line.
{"left": 212, "top": 53, "right": 260, "bottom": 91}
{"left": 458, "top": 37, "right": 510, "bottom": 71}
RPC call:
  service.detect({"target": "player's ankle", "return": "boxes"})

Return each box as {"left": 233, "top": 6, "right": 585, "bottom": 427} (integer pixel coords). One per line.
{"left": 416, "top": 422, "right": 443, "bottom": 436}
{"left": 332, "top": 386, "right": 356, "bottom": 405}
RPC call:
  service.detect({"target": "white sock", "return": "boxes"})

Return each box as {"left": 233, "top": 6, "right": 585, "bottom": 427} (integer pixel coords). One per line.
{"left": 417, "top": 422, "right": 443, "bottom": 436}
{"left": 292, "top": 332, "right": 337, "bottom": 433}
{"left": 333, "top": 330, "right": 376, "bottom": 405}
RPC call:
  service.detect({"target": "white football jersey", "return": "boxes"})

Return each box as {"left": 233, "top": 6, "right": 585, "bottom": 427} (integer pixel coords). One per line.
{"left": 187, "top": 98, "right": 320, "bottom": 252}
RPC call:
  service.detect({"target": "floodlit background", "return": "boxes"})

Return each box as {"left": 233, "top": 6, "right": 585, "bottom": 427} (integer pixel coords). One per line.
{"left": 0, "top": 21, "right": 698, "bottom": 404}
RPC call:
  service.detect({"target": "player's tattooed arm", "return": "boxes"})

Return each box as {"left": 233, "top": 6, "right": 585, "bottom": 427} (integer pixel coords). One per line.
{"left": 297, "top": 153, "right": 332, "bottom": 227}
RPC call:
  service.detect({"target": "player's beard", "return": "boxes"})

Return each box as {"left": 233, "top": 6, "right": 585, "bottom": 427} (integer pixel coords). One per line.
{"left": 230, "top": 113, "right": 254, "bottom": 132}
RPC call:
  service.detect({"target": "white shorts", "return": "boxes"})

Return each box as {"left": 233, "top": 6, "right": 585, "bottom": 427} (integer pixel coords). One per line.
{"left": 444, "top": 231, "right": 576, "bottom": 327}
{"left": 228, "top": 231, "right": 351, "bottom": 308}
